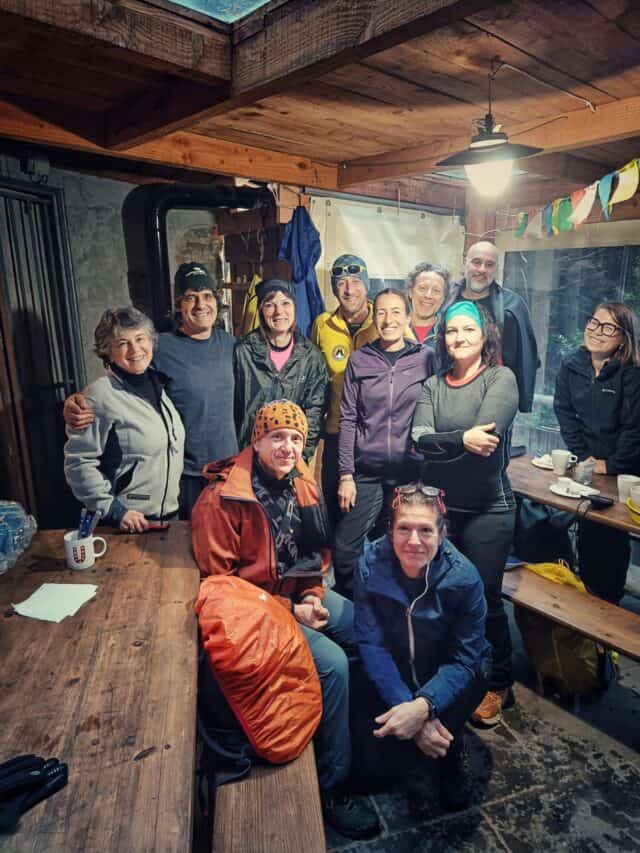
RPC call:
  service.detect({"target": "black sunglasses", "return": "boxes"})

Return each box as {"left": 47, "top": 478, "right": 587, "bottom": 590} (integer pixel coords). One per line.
{"left": 332, "top": 264, "right": 366, "bottom": 277}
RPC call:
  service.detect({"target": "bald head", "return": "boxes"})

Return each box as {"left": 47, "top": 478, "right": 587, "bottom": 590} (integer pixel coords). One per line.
{"left": 464, "top": 241, "right": 498, "bottom": 297}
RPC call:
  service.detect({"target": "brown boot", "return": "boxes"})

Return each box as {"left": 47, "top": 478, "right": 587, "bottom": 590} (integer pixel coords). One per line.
{"left": 470, "top": 688, "right": 513, "bottom": 728}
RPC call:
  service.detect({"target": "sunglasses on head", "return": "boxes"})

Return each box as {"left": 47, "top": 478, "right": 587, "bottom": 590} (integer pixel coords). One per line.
{"left": 332, "top": 264, "right": 366, "bottom": 277}
{"left": 392, "top": 483, "right": 446, "bottom": 514}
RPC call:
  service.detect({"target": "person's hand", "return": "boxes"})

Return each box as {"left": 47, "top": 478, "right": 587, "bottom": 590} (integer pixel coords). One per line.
{"left": 373, "top": 698, "right": 430, "bottom": 740}
{"left": 294, "top": 595, "right": 329, "bottom": 630}
{"left": 120, "top": 510, "right": 150, "bottom": 534}
{"left": 63, "top": 393, "right": 95, "bottom": 430}
{"left": 463, "top": 423, "right": 499, "bottom": 457}
{"left": 338, "top": 477, "right": 357, "bottom": 512}
{"left": 591, "top": 458, "right": 607, "bottom": 474}
{"left": 414, "top": 718, "right": 454, "bottom": 758}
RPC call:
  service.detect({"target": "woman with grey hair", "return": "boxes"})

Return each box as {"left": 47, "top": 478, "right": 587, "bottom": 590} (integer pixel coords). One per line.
{"left": 64, "top": 306, "right": 185, "bottom": 532}
{"left": 407, "top": 262, "right": 450, "bottom": 346}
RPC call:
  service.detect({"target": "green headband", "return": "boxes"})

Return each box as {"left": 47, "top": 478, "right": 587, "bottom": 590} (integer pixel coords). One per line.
{"left": 445, "top": 301, "right": 483, "bottom": 327}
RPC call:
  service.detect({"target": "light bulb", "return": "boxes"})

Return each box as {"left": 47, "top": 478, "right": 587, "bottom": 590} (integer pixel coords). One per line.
{"left": 464, "top": 160, "right": 513, "bottom": 196}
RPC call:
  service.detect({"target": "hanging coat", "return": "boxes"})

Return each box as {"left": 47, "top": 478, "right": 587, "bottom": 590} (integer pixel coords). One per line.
{"left": 239, "top": 274, "right": 261, "bottom": 337}
{"left": 278, "top": 205, "right": 325, "bottom": 336}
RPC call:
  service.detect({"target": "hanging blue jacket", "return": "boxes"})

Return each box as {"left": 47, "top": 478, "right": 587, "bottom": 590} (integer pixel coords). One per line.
{"left": 278, "top": 206, "right": 325, "bottom": 336}
{"left": 354, "top": 536, "right": 491, "bottom": 715}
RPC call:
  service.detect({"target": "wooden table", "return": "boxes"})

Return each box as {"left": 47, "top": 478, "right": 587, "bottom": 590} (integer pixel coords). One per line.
{"left": 0, "top": 522, "right": 200, "bottom": 853}
{"left": 508, "top": 455, "right": 640, "bottom": 534}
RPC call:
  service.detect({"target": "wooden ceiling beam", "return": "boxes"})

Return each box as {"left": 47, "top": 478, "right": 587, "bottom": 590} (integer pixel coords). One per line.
{"left": 517, "top": 153, "right": 607, "bottom": 186}
{"left": 339, "top": 93, "right": 640, "bottom": 185}
{"left": 0, "top": 99, "right": 338, "bottom": 189}
{"left": 0, "top": 1, "right": 230, "bottom": 83}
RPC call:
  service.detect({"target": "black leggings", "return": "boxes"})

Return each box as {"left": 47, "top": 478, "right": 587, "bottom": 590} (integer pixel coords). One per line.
{"left": 447, "top": 509, "right": 516, "bottom": 691}
{"left": 578, "top": 519, "right": 629, "bottom": 604}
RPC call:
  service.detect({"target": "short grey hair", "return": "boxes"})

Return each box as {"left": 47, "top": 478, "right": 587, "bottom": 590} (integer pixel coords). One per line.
{"left": 406, "top": 262, "right": 451, "bottom": 301}
{"left": 93, "top": 306, "right": 157, "bottom": 364}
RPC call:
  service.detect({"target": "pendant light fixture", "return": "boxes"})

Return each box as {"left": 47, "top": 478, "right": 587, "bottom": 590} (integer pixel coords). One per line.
{"left": 437, "top": 61, "right": 543, "bottom": 197}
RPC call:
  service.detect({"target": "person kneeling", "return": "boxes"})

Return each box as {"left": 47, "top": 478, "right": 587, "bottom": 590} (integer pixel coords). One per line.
{"left": 191, "top": 400, "right": 379, "bottom": 841}
{"left": 354, "top": 483, "right": 490, "bottom": 813}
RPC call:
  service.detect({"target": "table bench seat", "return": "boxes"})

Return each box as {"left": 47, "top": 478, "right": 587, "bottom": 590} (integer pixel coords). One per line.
{"left": 213, "top": 742, "right": 325, "bottom": 853}
{"left": 502, "top": 567, "right": 640, "bottom": 662}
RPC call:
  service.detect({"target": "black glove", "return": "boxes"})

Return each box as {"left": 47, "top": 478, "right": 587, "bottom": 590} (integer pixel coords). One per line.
{"left": 0, "top": 754, "right": 68, "bottom": 834}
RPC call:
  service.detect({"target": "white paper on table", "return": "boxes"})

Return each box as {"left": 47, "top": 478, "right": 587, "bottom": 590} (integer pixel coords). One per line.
{"left": 12, "top": 583, "right": 98, "bottom": 623}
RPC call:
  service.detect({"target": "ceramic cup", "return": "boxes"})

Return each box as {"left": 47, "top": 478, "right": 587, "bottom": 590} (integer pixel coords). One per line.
{"left": 64, "top": 530, "right": 107, "bottom": 570}
{"left": 617, "top": 474, "right": 640, "bottom": 504}
{"left": 630, "top": 484, "right": 640, "bottom": 508}
{"left": 551, "top": 449, "right": 578, "bottom": 475}
{"left": 574, "top": 459, "right": 595, "bottom": 485}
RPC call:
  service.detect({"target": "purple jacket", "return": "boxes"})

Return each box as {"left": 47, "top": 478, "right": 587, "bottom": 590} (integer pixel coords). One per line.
{"left": 339, "top": 342, "right": 436, "bottom": 478}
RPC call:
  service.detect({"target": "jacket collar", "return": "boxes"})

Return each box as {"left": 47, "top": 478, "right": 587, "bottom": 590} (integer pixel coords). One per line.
{"left": 566, "top": 346, "right": 622, "bottom": 380}
{"left": 329, "top": 301, "right": 374, "bottom": 333}
{"left": 362, "top": 535, "right": 456, "bottom": 604}
{"left": 202, "top": 445, "right": 316, "bottom": 502}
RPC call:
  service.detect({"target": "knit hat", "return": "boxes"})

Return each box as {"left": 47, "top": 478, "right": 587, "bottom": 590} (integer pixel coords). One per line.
{"left": 330, "top": 254, "right": 369, "bottom": 295}
{"left": 256, "top": 278, "right": 296, "bottom": 306}
{"left": 251, "top": 400, "right": 308, "bottom": 446}
{"left": 174, "top": 262, "right": 215, "bottom": 299}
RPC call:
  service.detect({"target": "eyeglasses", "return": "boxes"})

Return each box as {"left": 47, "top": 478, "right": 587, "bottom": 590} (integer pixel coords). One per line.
{"left": 392, "top": 483, "right": 446, "bottom": 513}
{"left": 585, "top": 316, "right": 622, "bottom": 338}
{"left": 332, "top": 264, "right": 366, "bottom": 278}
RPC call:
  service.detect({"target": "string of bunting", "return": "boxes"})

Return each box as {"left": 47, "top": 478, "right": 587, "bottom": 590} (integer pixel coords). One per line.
{"left": 514, "top": 158, "right": 640, "bottom": 239}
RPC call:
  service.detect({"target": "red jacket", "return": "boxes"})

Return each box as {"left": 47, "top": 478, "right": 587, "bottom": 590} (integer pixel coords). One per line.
{"left": 191, "top": 447, "right": 330, "bottom": 609}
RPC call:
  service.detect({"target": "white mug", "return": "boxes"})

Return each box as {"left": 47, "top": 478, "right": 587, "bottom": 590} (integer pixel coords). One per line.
{"left": 617, "top": 474, "right": 640, "bottom": 503}
{"left": 630, "top": 484, "right": 640, "bottom": 509}
{"left": 64, "top": 530, "right": 108, "bottom": 570}
{"left": 551, "top": 449, "right": 578, "bottom": 475}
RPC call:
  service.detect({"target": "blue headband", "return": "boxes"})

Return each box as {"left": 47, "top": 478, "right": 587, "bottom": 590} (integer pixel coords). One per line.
{"left": 444, "top": 301, "right": 482, "bottom": 327}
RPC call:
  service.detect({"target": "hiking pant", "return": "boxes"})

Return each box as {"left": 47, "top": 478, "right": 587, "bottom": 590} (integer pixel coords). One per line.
{"left": 447, "top": 508, "right": 516, "bottom": 691}
{"left": 299, "top": 589, "right": 356, "bottom": 791}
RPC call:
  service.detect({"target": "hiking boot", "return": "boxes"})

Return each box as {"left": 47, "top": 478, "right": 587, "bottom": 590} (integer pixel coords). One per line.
{"left": 470, "top": 688, "right": 514, "bottom": 728}
{"left": 439, "top": 738, "right": 473, "bottom": 812}
{"left": 321, "top": 788, "right": 380, "bottom": 840}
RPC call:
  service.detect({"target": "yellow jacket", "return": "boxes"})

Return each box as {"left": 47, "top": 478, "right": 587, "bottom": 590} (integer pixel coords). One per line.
{"left": 311, "top": 303, "right": 377, "bottom": 434}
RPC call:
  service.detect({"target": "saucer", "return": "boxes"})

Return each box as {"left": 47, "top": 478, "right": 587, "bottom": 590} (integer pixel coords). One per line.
{"left": 532, "top": 456, "right": 554, "bottom": 470}
{"left": 549, "top": 483, "right": 600, "bottom": 499}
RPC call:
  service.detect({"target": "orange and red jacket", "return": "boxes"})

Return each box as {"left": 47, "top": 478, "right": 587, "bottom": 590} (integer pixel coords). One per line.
{"left": 191, "top": 446, "right": 330, "bottom": 610}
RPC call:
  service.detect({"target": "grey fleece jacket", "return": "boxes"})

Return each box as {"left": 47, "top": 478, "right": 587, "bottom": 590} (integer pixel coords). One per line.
{"left": 64, "top": 371, "right": 185, "bottom": 524}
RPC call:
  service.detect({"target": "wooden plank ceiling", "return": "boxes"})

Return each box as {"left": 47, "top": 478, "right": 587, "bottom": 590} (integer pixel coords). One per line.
{"left": 0, "top": 0, "right": 639, "bottom": 199}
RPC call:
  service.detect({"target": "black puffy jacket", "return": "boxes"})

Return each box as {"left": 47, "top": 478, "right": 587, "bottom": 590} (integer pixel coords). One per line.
{"left": 233, "top": 328, "right": 329, "bottom": 460}
{"left": 553, "top": 347, "right": 640, "bottom": 475}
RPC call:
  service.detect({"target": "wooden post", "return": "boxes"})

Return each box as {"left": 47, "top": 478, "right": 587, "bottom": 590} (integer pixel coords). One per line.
{"left": 463, "top": 186, "right": 498, "bottom": 254}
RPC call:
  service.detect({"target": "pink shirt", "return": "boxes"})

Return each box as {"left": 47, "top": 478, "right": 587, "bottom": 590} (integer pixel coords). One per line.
{"left": 269, "top": 337, "right": 295, "bottom": 371}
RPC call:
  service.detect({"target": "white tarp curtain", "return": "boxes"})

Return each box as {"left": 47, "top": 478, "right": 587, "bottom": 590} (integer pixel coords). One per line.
{"left": 309, "top": 195, "right": 465, "bottom": 310}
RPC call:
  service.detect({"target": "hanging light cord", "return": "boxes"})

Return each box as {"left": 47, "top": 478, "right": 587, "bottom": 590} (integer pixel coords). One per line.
{"left": 490, "top": 60, "right": 596, "bottom": 113}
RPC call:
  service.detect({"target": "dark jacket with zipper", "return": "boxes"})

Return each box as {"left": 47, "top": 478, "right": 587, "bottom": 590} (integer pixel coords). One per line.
{"left": 64, "top": 368, "right": 185, "bottom": 525}
{"left": 233, "top": 328, "right": 329, "bottom": 460}
{"left": 553, "top": 346, "right": 640, "bottom": 475}
{"left": 191, "top": 446, "right": 331, "bottom": 610}
{"left": 338, "top": 341, "right": 436, "bottom": 478}
{"left": 354, "top": 536, "right": 491, "bottom": 714}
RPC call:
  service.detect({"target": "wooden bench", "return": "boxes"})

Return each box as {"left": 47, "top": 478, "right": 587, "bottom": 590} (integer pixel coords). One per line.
{"left": 502, "top": 566, "right": 640, "bottom": 662}
{"left": 213, "top": 742, "right": 325, "bottom": 853}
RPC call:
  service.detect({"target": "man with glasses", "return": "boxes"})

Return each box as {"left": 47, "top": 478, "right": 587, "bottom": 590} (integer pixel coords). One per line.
{"left": 450, "top": 241, "right": 539, "bottom": 412}
{"left": 312, "top": 254, "right": 378, "bottom": 526}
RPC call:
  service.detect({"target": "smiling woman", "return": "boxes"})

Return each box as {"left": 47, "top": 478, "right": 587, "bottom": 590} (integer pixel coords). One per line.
{"left": 64, "top": 307, "right": 185, "bottom": 532}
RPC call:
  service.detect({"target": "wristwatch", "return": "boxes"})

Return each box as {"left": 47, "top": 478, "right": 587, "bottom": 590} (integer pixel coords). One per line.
{"left": 423, "top": 697, "right": 437, "bottom": 721}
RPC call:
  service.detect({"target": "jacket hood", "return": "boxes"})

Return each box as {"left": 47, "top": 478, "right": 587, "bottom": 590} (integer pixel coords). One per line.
{"left": 360, "top": 535, "right": 459, "bottom": 604}
{"left": 201, "top": 445, "right": 316, "bottom": 501}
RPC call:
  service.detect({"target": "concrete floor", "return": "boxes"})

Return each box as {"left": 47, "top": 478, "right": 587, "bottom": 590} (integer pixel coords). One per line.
{"left": 326, "top": 591, "right": 640, "bottom": 853}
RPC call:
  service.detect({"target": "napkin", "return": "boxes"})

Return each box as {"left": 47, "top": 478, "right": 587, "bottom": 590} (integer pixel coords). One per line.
{"left": 12, "top": 583, "right": 98, "bottom": 623}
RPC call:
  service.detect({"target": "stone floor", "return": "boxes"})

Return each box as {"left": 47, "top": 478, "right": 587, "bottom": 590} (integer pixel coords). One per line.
{"left": 325, "top": 591, "right": 640, "bottom": 853}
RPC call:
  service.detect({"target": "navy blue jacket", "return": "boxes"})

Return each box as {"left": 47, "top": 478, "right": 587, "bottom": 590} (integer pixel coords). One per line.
{"left": 451, "top": 279, "right": 539, "bottom": 412}
{"left": 553, "top": 347, "right": 640, "bottom": 475}
{"left": 354, "top": 536, "right": 491, "bottom": 715}
{"left": 278, "top": 205, "right": 325, "bottom": 336}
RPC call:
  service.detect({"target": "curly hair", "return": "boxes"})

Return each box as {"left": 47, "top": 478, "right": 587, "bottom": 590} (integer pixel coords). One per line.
{"left": 435, "top": 303, "right": 502, "bottom": 374}
{"left": 406, "top": 262, "right": 451, "bottom": 303}
{"left": 93, "top": 306, "right": 157, "bottom": 365}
